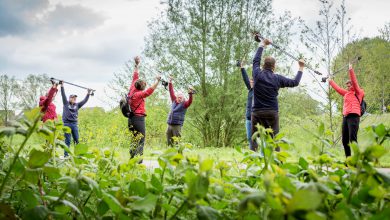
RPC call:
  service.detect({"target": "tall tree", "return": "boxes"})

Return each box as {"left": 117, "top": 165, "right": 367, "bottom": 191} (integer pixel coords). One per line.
{"left": 0, "top": 75, "right": 18, "bottom": 125}
{"left": 299, "top": 0, "right": 355, "bottom": 142}
{"left": 378, "top": 22, "right": 390, "bottom": 42}
{"left": 16, "top": 74, "right": 51, "bottom": 110}
{"left": 144, "top": 0, "right": 294, "bottom": 147}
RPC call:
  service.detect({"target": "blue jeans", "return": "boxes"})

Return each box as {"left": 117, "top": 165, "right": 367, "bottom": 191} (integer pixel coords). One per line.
{"left": 64, "top": 123, "right": 79, "bottom": 156}
{"left": 246, "top": 119, "right": 253, "bottom": 151}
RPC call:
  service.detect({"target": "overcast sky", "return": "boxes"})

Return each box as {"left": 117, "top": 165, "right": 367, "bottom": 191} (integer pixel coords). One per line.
{"left": 1, "top": 0, "right": 389, "bottom": 112}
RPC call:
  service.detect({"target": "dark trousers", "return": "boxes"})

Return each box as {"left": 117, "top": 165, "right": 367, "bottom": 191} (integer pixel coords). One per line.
{"left": 128, "top": 116, "right": 146, "bottom": 158}
{"left": 166, "top": 124, "right": 182, "bottom": 146}
{"left": 251, "top": 110, "right": 279, "bottom": 152}
{"left": 64, "top": 123, "right": 79, "bottom": 156}
{"left": 342, "top": 114, "right": 360, "bottom": 158}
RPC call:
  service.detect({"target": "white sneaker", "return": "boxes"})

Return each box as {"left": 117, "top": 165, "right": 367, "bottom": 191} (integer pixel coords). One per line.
{"left": 59, "top": 155, "right": 65, "bottom": 160}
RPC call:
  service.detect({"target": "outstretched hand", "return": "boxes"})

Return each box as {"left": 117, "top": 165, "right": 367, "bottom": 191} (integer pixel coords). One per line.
{"left": 240, "top": 60, "right": 245, "bottom": 68}
{"left": 263, "top": 38, "right": 271, "bottom": 46}
{"left": 349, "top": 63, "right": 352, "bottom": 70}
{"left": 87, "top": 89, "right": 92, "bottom": 95}
{"left": 134, "top": 56, "right": 141, "bottom": 67}
{"left": 298, "top": 59, "right": 305, "bottom": 72}
{"left": 298, "top": 59, "right": 305, "bottom": 68}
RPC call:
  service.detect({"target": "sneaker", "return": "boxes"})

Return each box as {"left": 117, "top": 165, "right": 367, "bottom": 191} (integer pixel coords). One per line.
{"left": 59, "top": 155, "right": 65, "bottom": 160}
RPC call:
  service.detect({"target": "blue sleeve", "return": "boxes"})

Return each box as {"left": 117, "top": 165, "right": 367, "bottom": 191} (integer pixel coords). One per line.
{"left": 241, "top": 68, "right": 251, "bottom": 90}
{"left": 77, "top": 94, "right": 90, "bottom": 108}
{"left": 278, "top": 71, "right": 303, "bottom": 88}
{"left": 61, "top": 87, "right": 69, "bottom": 105}
{"left": 252, "top": 46, "right": 264, "bottom": 79}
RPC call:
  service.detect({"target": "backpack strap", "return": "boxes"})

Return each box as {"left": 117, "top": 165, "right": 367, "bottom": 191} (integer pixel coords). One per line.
{"left": 354, "top": 92, "right": 364, "bottom": 104}
{"left": 128, "top": 92, "right": 144, "bottom": 114}
{"left": 354, "top": 93, "right": 361, "bottom": 104}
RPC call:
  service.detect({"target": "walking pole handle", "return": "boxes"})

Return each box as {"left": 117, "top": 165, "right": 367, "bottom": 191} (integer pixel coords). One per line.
{"left": 253, "top": 31, "right": 323, "bottom": 75}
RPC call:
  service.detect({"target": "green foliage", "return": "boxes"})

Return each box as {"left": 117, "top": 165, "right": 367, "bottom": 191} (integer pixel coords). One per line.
{"left": 1, "top": 109, "right": 389, "bottom": 219}
{"left": 144, "top": 0, "right": 295, "bottom": 147}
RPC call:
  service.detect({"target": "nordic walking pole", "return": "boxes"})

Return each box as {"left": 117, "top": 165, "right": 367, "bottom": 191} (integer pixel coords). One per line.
{"left": 321, "top": 56, "right": 362, "bottom": 82}
{"left": 253, "top": 31, "right": 323, "bottom": 76}
{"left": 50, "top": 77, "right": 96, "bottom": 96}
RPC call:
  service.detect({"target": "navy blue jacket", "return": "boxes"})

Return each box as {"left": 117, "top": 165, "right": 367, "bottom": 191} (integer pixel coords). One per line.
{"left": 61, "top": 87, "right": 89, "bottom": 124}
{"left": 167, "top": 102, "right": 187, "bottom": 125}
{"left": 252, "top": 46, "right": 302, "bottom": 111}
{"left": 241, "top": 68, "right": 253, "bottom": 120}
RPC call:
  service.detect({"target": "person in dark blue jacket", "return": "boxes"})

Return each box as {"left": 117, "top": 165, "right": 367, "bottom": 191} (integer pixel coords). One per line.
{"left": 166, "top": 76, "right": 194, "bottom": 146}
{"left": 60, "top": 81, "right": 91, "bottom": 157}
{"left": 251, "top": 36, "right": 305, "bottom": 152}
{"left": 238, "top": 61, "right": 254, "bottom": 151}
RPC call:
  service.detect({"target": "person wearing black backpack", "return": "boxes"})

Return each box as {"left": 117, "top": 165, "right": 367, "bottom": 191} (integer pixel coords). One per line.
{"left": 329, "top": 63, "right": 365, "bottom": 158}
{"left": 127, "top": 56, "right": 161, "bottom": 160}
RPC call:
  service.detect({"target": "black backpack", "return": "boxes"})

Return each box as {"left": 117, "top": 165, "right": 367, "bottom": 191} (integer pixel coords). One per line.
{"left": 355, "top": 94, "right": 367, "bottom": 116}
{"left": 120, "top": 94, "right": 131, "bottom": 118}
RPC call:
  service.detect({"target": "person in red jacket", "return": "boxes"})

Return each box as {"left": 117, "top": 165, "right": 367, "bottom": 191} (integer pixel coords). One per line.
{"left": 39, "top": 81, "right": 59, "bottom": 122}
{"left": 128, "top": 56, "right": 161, "bottom": 159}
{"left": 329, "top": 63, "right": 365, "bottom": 158}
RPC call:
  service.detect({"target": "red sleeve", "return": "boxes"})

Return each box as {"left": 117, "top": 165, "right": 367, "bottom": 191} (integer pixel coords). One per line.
{"left": 349, "top": 68, "right": 363, "bottom": 96}
{"left": 129, "top": 71, "right": 139, "bottom": 95}
{"left": 139, "top": 87, "right": 155, "bottom": 98}
{"left": 40, "top": 87, "right": 57, "bottom": 112}
{"left": 329, "top": 80, "right": 348, "bottom": 96}
{"left": 184, "top": 93, "right": 193, "bottom": 108}
{"left": 169, "top": 83, "right": 176, "bottom": 102}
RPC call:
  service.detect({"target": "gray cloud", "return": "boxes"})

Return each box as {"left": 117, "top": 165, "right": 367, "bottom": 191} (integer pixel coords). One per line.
{"left": 44, "top": 4, "right": 106, "bottom": 31}
{"left": 0, "top": 0, "right": 49, "bottom": 36}
{"left": 0, "top": 0, "right": 106, "bottom": 37}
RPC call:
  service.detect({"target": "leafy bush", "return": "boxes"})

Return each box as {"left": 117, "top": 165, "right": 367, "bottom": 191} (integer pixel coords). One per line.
{"left": 0, "top": 108, "right": 389, "bottom": 219}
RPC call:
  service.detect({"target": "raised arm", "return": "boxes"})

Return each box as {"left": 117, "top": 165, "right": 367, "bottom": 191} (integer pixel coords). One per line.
{"left": 184, "top": 92, "right": 193, "bottom": 108}
{"left": 138, "top": 76, "right": 161, "bottom": 98}
{"left": 349, "top": 65, "right": 363, "bottom": 95}
{"left": 278, "top": 59, "right": 304, "bottom": 88}
{"left": 129, "top": 56, "right": 141, "bottom": 92}
{"left": 241, "top": 67, "right": 251, "bottom": 90}
{"left": 278, "top": 72, "right": 303, "bottom": 88}
{"left": 40, "top": 85, "right": 58, "bottom": 112}
{"left": 252, "top": 37, "right": 271, "bottom": 79}
{"left": 329, "top": 80, "right": 348, "bottom": 96}
{"left": 169, "top": 82, "right": 176, "bottom": 102}
{"left": 60, "top": 83, "right": 69, "bottom": 105}
{"left": 77, "top": 91, "right": 90, "bottom": 108}
{"left": 252, "top": 46, "right": 264, "bottom": 79}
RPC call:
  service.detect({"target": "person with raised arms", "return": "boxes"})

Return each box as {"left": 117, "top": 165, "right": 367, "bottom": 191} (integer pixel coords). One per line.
{"left": 60, "top": 80, "right": 92, "bottom": 157}
{"left": 39, "top": 80, "right": 59, "bottom": 122}
{"left": 328, "top": 63, "right": 365, "bottom": 158}
{"left": 251, "top": 35, "right": 305, "bottom": 152}
{"left": 166, "top": 76, "right": 194, "bottom": 146}
{"left": 237, "top": 60, "right": 254, "bottom": 151}
{"left": 128, "top": 56, "right": 161, "bottom": 160}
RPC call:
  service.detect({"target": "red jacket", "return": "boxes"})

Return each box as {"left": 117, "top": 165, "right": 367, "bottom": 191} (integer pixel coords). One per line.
{"left": 128, "top": 71, "right": 155, "bottom": 116}
{"left": 39, "top": 87, "right": 58, "bottom": 122}
{"left": 329, "top": 68, "right": 364, "bottom": 116}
